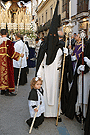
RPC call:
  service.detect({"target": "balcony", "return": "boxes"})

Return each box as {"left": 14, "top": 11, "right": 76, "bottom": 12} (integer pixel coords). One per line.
{"left": 76, "top": 0, "right": 89, "bottom": 19}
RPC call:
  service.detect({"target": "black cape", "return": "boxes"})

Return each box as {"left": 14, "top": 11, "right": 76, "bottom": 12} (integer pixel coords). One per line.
{"left": 61, "top": 55, "right": 74, "bottom": 119}
{"left": 35, "top": 39, "right": 47, "bottom": 76}
{"left": 61, "top": 40, "right": 90, "bottom": 119}
{"left": 28, "top": 88, "right": 44, "bottom": 101}
{"left": 35, "top": 38, "right": 65, "bottom": 76}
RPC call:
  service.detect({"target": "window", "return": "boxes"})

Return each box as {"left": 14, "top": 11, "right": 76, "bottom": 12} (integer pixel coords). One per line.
{"left": 50, "top": 5, "right": 53, "bottom": 19}
{"left": 62, "top": 0, "right": 69, "bottom": 19}
{"left": 46, "top": 11, "right": 47, "bottom": 22}
{"left": 77, "top": 0, "right": 89, "bottom": 13}
{"left": 42, "top": 14, "right": 43, "bottom": 23}
{"left": 39, "top": 17, "right": 40, "bottom": 25}
{"left": 62, "top": 0, "right": 67, "bottom": 13}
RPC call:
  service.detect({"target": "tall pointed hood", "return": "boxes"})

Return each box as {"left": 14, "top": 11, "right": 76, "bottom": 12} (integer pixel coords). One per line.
{"left": 46, "top": 0, "right": 59, "bottom": 65}
{"left": 35, "top": 0, "right": 60, "bottom": 76}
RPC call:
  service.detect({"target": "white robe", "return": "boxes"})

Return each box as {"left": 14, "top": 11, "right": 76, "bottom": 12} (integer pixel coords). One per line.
{"left": 13, "top": 40, "right": 29, "bottom": 68}
{"left": 76, "top": 71, "right": 90, "bottom": 117}
{"left": 37, "top": 48, "right": 63, "bottom": 117}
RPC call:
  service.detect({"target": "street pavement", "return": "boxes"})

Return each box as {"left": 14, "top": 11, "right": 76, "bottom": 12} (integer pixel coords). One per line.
{"left": 0, "top": 68, "right": 84, "bottom": 135}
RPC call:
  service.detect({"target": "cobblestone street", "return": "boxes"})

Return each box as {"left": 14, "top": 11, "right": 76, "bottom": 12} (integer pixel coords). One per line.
{"left": 0, "top": 68, "right": 84, "bottom": 135}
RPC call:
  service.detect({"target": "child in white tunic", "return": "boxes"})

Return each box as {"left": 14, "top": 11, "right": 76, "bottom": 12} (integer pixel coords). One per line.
{"left": 26, "top": 77, "right": 45, "bottom": 129}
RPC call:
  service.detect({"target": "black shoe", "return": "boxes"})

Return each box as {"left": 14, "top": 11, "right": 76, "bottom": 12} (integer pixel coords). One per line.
{"left": 5, "top": 91, "right": 17, "bottom": 96}
{"left": 1, "top": 90, "right": 6, "bottom": 95}
{"left": 83, "top": 118, "right": 86, "bottom": 123}
{"left": 10, "top": 92, "right": 17, "bottom": 96}
{"left": 34, "top": 126, "right": 38, "bottom": 129}
{"left": 75, "top": 114, "right": 81, "bottom": 123}
{"left": 58, "top": 116, "right": 62, "bottom": 122}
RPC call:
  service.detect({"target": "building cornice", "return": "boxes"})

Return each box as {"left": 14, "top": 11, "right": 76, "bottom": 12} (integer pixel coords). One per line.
{"left": 36, "top": 0, "right": 49, "bottom": 13}
{"left": 76, "top": 12, "right": 89, "bottom": 19}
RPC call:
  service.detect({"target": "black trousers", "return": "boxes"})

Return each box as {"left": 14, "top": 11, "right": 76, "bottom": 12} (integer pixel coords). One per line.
{"left": 14, "top": 67, "right": 27, "bottom": 85}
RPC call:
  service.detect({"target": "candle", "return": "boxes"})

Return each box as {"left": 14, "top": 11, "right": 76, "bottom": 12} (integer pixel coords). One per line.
{"left": 69, "top": 0, "right": 71, "bottom": 20}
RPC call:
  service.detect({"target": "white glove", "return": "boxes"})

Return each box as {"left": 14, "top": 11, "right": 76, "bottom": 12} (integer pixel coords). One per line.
{"left": 71, "top": 55, "right": 77, "bottom": 61}
{"left": 84, "top": 57, "right": 90, "bottom": 67}
{"left": 63, "top": 47, "right": 68, "bottom": 56}
{"left": 77, "top": 65, "right": 85, "bottom": 74}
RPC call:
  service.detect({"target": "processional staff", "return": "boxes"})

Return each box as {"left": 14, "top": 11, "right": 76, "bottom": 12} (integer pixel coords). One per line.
{"left": 80, "top": 30, "right": 86, "bottom": 130}
{"left": 29, "top": 105, "right": 39, "bottom": 134}
{"left": 15, "top": 39, "right": 25, "bottom": 94}
{"left": 68, "top": 0, "right": 73, "bottom": 55}
{"left": 56, "top": 26, "right": 70, "bottom": 126}
{"left": 56, "top": 0, "right": 73, "bottom": 126}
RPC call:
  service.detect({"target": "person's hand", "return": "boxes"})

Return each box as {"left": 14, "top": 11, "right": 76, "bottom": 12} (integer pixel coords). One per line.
{"left": 84, "top": 57, "right": 90, "bottom": 67}
{"left": 71, "top": 55, "right": 77, "bottom": 61}
{"left": 84, "top": 57, "right": 89, "bottom": 63}
{"left": 34, "top": 108, "right": 38, "bottom": 112}
{"left": 63, "top": 47, "right": 68, "bottom": 56}
{"left": 26, "top": 57, "right": 28, "bottom": 60}
{"left": 77, "top": 65, "right": 85, "bottom": 74}
{"left": 21, "top": 53, "right": 24, "bottom": 58}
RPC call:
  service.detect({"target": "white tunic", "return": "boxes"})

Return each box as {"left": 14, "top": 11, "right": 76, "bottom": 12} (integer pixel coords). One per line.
{"left": 13, "top": 40, "right": 29, "bottom": 68}
{"left": 76, "top": 71, "right": 90, "bottom": 117}
{"left": 37, "top": 48, "right": 63, "bottom": 117}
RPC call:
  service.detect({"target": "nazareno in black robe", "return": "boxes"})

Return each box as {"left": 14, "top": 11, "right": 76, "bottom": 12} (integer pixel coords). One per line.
{"left": 26, "top": 88, "right": 44, "bottom": 128}
{"left": 61, "top": 55, "right": 74, "bottom": 119}
{"left": 61, "top": 39, "right": 90, "bottom": 120}
{"left": 84, "top": 39, "right": 90, "bottom": 135}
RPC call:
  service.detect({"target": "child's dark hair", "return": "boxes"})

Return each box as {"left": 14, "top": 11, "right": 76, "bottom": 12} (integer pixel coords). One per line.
{"left": 30, "top": 77, "right": 43, "bottom": 89}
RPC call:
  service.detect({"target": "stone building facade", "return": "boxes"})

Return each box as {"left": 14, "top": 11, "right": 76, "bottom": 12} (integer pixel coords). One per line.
{"left": 35, "top": 0, "right": 90, "bottom": 38}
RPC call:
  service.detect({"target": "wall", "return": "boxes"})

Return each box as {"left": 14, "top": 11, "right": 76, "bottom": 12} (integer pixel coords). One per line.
{"left": 37, "top": 0, "right": 57, "bottom": 26}
{"left": 71, "top": 0, "right": 77, "bottom": 17}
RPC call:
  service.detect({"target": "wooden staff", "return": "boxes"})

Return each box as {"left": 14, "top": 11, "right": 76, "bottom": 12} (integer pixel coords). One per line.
{"left": 29, "top": 105, "right": 39, "bottom": 134}
{"left": 80, "top": 30, "right": 86, "bottom": 130}
{"left": 81, "top": 42, "right": 84, "bottom": 130}
{"left": 56, "top": 35, "right": 68, "bottom": 126}
{"left": 15, "top": 41, "right": 25, "bottom": 94}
